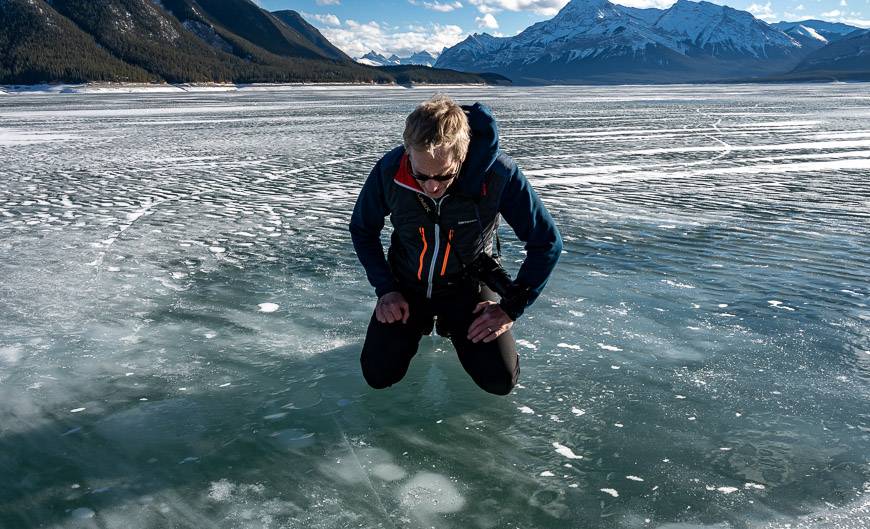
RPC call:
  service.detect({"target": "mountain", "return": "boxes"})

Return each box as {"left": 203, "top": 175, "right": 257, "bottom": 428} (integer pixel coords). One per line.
{"left": 0, "top": 0, "right": 155, "bottom": 83}
{"left": 357, "top": 50, "right": 439, "bottom": 67}
{"left": 435, "top": 0, "right": 810, "bottom": 83}
{"left": 772, "top": 20, "right": 863, "bottom": 44}
{"left": 269, "top": 9, "right": 350, "bottom": 61}
{"left": 652, "top": 0, "right": 798, "bottom": 60}
{"left": 0, "top": 0, "right": 496, "bottom": 85}
{"left": 776, "top": 29, "right": 870, "bottom": 81}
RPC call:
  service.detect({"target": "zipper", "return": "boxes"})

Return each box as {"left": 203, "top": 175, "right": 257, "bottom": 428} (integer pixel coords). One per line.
{"left": 440, "top": 229, "right": 454, "bottom": 277}
{"left": 425, "top": 195, "right": 448, "bottom": 299}
{"left": 417, "top": 226, "right": 427, "bottom": 281}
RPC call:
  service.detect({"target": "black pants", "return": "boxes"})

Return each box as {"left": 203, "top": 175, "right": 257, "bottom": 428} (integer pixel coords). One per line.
{"left": 360, "top": 283, "right": 520, "bottom": 396}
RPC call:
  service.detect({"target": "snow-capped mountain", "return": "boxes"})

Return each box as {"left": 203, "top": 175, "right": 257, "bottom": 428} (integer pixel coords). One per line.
{"left": 787, "top": 28, "right": 870, "bottom": 79}
{"left": 772, "top": 20, "right": 863, "bottom": 43}
{"left": 357, "top": 50, "right": 438, "bottom": 67}
{"left": 436, "top": 0, "right": 813, "bottom": 83}
{"left": 652, "top": 0, "right": 798, "bottom": 59}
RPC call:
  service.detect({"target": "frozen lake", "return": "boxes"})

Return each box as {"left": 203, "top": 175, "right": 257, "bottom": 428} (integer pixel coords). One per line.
{"left": 1, "top": 84, "right": 868, "bottom": 528}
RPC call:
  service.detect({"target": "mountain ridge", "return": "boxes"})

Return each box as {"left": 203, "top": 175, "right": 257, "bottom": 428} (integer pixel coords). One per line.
{"left": 0, "top": 0, "right": 500, "bottom": 85}
{"left": 435, "top": 0, "right": 865, "bottom": 84}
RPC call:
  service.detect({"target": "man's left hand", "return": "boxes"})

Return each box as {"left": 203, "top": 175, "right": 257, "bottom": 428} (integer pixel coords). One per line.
{"left": 467, "top": 301, "right": 514, "bottom": 344}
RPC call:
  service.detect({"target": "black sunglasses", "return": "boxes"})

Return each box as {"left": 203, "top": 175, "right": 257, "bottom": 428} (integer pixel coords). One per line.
{"left": 408, "top": 155, "right": 460, "bottom": 182}
{"left": 411, "top": 169, "right": 459, "bottom": 182}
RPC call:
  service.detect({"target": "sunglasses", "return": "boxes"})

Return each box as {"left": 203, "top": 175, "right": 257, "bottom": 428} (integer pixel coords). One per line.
{"left": 412, "top": 169, "right": 459, "bottom": 182}
{"left": 408, "top": 155, "right": 460, "bottom": 182}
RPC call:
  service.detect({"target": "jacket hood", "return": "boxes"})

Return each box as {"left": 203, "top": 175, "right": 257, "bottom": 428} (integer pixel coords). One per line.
{"left": 456, "top": 103, "right": 499, "bottom": 198}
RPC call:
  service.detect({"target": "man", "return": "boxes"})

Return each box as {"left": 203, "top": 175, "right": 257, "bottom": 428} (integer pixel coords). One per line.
{"left": 349, "top": 95, "right": 561, "bottom": 395}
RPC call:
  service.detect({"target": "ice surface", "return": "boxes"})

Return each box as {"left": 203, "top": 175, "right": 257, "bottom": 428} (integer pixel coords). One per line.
{"left": 1, "top": 84, "right": 869, "bottom": 529}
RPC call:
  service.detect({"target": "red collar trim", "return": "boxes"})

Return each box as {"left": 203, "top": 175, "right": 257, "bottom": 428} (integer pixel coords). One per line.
{"left": 394, "top": 153, "right": 424, "bottom": 194}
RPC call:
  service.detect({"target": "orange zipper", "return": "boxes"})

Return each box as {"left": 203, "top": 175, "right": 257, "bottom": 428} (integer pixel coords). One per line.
{"left": 417, "top": 226, "right": 428, "bottom": 281}
{"left": 440, "top": 229, "right": 454, "bottom": 277}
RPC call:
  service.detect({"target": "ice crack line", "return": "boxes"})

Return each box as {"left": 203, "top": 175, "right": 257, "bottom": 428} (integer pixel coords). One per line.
{"left": 88, "top": 198, "right": 165, "bottom": 268}
{"left": 333, "top": 417, "right": 398, "bottom": 529}
{"left": 689, "top": 110, "right": 733, "bottom": 167}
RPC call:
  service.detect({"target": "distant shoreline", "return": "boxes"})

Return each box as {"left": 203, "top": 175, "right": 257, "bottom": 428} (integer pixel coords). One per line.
{"left": 0, "top": 82, "right": 496, "bottom": 95}
{"left": 1, "top": 79, "right": 868, "bottom": 95}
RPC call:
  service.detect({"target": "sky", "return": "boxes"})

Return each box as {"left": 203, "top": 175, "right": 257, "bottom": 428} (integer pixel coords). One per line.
{"left": 257, "top": 0, "right": 870, "bottom": 58}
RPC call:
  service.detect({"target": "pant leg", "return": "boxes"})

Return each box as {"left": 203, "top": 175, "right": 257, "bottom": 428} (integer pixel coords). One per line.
{"left": 360, "top": 293, "right": 433, "bottom": 390}
{"left": 437, "top": 285, "right": 520, "bottom": 396}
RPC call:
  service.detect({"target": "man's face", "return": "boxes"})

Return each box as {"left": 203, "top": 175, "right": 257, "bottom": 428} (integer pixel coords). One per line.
{"left": 409, "top": 147, "right": 459, "bottom": 200}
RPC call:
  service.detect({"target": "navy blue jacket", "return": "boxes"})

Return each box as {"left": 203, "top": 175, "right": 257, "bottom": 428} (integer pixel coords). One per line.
{"left": 349, "top": 103, "right": 562, "bottom": 319}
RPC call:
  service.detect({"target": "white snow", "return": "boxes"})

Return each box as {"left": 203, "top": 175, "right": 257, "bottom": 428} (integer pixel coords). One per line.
{"left": 553, "top": 442, "right": 583, "bottom": 459}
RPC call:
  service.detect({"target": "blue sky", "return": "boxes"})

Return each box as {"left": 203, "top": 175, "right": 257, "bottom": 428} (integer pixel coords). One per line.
{"left": 257, "top": 0, "right": 870, "bottom": 58}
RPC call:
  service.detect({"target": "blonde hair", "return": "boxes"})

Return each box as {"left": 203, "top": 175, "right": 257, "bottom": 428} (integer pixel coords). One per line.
{"left": 403, "top": 94, "right": 471, "bottom": 164}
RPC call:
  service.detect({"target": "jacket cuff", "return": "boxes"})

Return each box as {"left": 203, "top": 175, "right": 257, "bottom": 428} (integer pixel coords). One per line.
{"left": 499, "top": 284, "right": 533, "bottom": 321}
{"left": 375, "top": 281, "right": 399, "bottom": 298}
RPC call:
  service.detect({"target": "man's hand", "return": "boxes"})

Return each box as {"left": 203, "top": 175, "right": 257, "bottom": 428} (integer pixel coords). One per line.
{"left": 467, "top": 301, "right": 514, "bottom": 343}
{"left": 376, "top": 291, "right": 410, "bottom": 324}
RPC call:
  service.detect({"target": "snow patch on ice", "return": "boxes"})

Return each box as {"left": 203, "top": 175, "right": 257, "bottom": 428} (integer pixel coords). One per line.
{"left": 553, "top": 442, "right": 583, "bottom": 459}
{"left": 398, "top": 472, "right": 465, "bottom": 513}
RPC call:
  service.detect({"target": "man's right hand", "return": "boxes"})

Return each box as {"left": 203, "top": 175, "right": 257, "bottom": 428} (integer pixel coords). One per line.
{"left": 376, "top": 291, "right": 410, "bottom": 324}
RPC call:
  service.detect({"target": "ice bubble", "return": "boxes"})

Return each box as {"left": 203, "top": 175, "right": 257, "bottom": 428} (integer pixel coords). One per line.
{"left": 71, "top": 507, "right": 95, "bottom": 519}
{"left": 372, "top": 463, "right": 408, "bottom": 481}
{"left": 208, "top": 479, "right": 234, "bottom": 502}
{"left": 263, "top": 413, "right": 287, "bottom": 420}
{"left": 518, "top": 406, "right": 535, "bottom": 414}
{"left": 553, "top": 442, "right": 583, "bottom": 460}
{"left": 571, "top": 407, "right": 585, "bottom": 416}
{"left": 258, "top": 303, "right": 279, "bottom": 313}
{"left": 611, "top": 365, "right": 621, "bottom": 370}
{"left": 0, "top": 345, "right": 23, "bottom": 364}
{"left": 270, "top": 428, "right": 315, "bottom": 449}
{"left": 600, "top": 488, "right": 619, "bottom": 497}
{"left": 626, "top": 475, "right": 644, "bottom": 481}
{"left": 208, "top": 246, "right": 225, "bottom": 253}
{"left": 717, "top": 486, "right": 739, "bottom": 494}
{"left": 557, "top": 343, "right": 582, "bottom": 350}
{"left": 598, "top": 344, "right": 622, "bottom": 352}
{"left": 540, "top": 471, "right": 555, "bottom": 477}
{"left": 70, "top": 408, "right": 86, "bottom": 413}
{"left": 398, "top": 472, "right": 465, "bottom": 514}
{"left": 675, "top": 395, "right": 686, "bottom": 399}
{"left": 516, "top": 339, "right": 538, "bottom": 350}
{"left": 744, "top": 483, "right": 766, "bottom": 490}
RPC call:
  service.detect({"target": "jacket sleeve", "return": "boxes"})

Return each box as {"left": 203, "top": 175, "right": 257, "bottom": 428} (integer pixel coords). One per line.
{"left": 498, "top": 165, "right": 563, "bottom": 318}
{"left": 349, "top": 159, "right": 398, "bottom": 297}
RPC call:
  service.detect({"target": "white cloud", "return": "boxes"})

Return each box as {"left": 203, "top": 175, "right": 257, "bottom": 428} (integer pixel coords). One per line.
{"left": 316, "top": 0, "right": 341, "bottom": 5}
{"left": 747, "top": 1, "right": 778, "bottom": 20}
{"left": 840, "top": 0, "right": 847, "bottom": 6}
{"left": 317, "top": 20, "right": 468, "bottom": 58}
{"left": 303, "top": 12, "right": 342, "bottom": 26}
{"left": 410, "top": 0, "right": 465, "bottom": 11}
{"left": 821, "top": 8, "right": 841, "bottom": 15}
{"left": 467, "top": 0, "right": 571, "bottom": 16}
{"left": 796, "top": 3, "right": 805, "bottom": 10}
{"left": 476, "top": 13, "right": 500, "bottom": 28}
{"left": 840, "top": 17, "right": 870, "bottom": 27}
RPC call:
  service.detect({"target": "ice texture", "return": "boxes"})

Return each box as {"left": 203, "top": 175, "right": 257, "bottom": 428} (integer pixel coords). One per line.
{"left": 1, "top": 84, "right": 868, "bottom": 528}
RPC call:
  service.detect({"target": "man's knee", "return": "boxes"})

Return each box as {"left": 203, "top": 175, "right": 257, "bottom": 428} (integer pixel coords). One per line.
{"left": 360, "top": 358, "right": 406, "bottom": 390}
{"left": 476, "top": 368, "right": 519, "bottom": 396}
